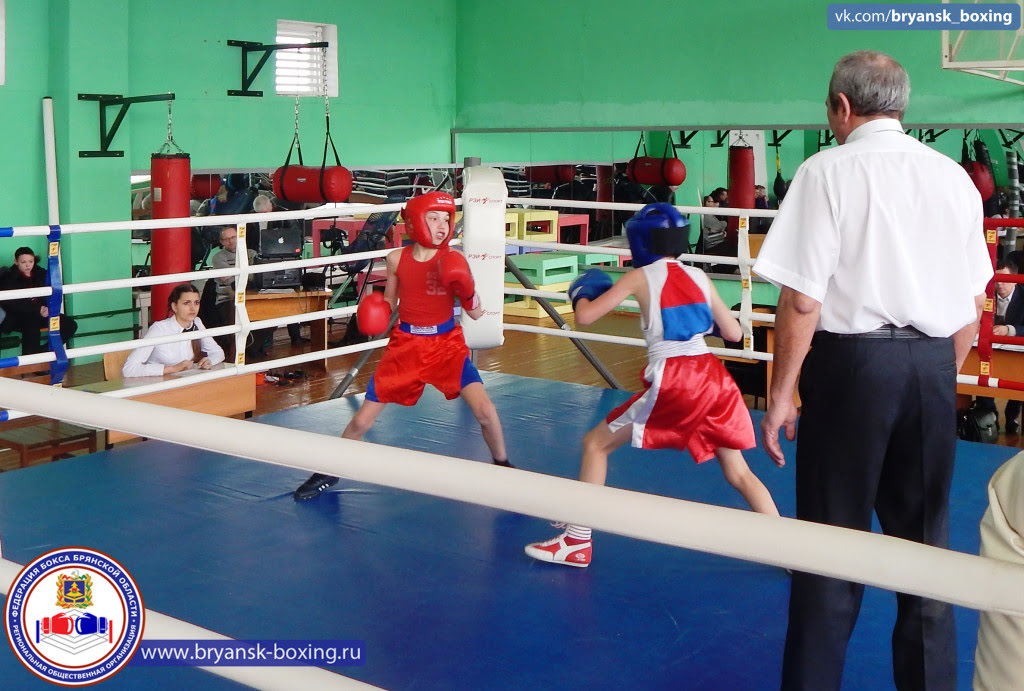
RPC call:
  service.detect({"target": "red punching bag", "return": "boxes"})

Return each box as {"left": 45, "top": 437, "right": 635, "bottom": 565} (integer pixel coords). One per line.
{"left": 150, "top": 153, "right": 192, "bottom": 322}
{"left": 190, "top": 174, "right": 222, "bottom": 200}
{"left": 626, "top": 132, "right": 686, "bottom": 186}
{"left": 727, "top": 146, "right": 755, "bottom": 243}
{"left": 626, "top": 157, "right": 686, "bottom": 187}
{"left": 525, "top": 165, "right": 576, "bottom": 186}
{"left": 273, "top": 165, "right": 352, "bottom": 204}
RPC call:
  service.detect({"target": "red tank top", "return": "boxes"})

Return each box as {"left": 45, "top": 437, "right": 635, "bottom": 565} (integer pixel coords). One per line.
{"left": 395, "top": 245, "right": 456, "bottom": 327}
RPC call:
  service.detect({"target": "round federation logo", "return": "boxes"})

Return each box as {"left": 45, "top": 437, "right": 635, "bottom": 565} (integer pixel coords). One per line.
{"left": 4, "top": 547, "right": 145, "bottom": 686}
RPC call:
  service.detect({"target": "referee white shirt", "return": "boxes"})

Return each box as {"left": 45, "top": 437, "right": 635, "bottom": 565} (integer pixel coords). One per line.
{"left": 753, "top": 118, "right": 992, "bottom": 336}
{"left": 122, "top": 316, "right": 225, "bottom": 378}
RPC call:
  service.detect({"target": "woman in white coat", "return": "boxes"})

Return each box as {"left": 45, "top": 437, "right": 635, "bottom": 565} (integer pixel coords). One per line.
{"left": 122, "top": 283, "right": 225, "bottom": 377}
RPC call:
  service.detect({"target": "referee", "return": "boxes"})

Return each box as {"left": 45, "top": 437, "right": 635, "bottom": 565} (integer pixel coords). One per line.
{"left": 754, "top": 51, "right": 991, "bottom": 690}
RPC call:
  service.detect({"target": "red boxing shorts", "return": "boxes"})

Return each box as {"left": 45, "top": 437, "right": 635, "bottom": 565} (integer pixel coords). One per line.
{"left": 366, "top": 325, "right": 482, "bottom": 406}
{"left": 606, "top": 353, "right": 755, "bottom": 463}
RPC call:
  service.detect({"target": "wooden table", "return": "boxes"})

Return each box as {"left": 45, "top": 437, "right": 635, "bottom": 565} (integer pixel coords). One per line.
{"left": 74, "top": 371, "right": 257, "bottom": 444}
{"left": 958, "top": 346, "right": 1024, "bottom": 404}
{"left": 245, "top": 290, "right": 330, "bottom": 370}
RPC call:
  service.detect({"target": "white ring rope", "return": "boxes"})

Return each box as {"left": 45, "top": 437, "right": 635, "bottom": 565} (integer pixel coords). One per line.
{"left": 0, "top": 198, "right": 775, "bottom": 426}
{"left": 0, "top": 559, "right": 380, "bottom": 690}
{"left": 0, "top": 377, "right": 1022, "bottom": 620}
{"left": 0, "top": 194, "right": 984, "bottom": 420}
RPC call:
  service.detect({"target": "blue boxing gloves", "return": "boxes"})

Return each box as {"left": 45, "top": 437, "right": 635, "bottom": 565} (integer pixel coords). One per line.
{"left": 75, "top": 612, "right": 108, "bottom": 635}
{"left": 569, "top": 269, "right": 613, "bottom": 310}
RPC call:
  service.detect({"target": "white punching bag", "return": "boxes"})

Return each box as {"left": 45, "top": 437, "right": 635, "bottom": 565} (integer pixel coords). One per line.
{"left": 460, "top": 166, "right": 507, "bottom": 349}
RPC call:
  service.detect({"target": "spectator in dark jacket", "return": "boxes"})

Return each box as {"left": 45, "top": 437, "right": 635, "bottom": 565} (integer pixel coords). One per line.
{"left": 1, "top": 247, "right": 77, "bottom": 354}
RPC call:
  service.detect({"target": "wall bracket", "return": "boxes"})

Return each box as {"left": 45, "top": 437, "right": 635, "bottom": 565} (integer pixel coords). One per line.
{"left": 674, "top": 131, "right": 699, "bottom": 149}
{"left": 77, "top": 91, "right": 176, "bottom": 155}
{"left": 227, "top": 39, "right": 328, "bottom": 97}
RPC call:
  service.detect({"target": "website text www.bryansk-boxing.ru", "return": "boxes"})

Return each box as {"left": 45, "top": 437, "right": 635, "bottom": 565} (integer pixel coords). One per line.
{"left": 131, "top": 640, "right": 365, "bottom": 667}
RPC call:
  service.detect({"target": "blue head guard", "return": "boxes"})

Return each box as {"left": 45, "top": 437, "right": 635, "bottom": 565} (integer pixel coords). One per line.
{"left": 625, "top": 203, "right": 690, "bottom": 268}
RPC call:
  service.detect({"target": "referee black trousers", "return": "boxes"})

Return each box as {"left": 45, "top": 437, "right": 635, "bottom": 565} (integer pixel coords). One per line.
{"left": 781, "top": 335, "right": 958, "bottom": 691}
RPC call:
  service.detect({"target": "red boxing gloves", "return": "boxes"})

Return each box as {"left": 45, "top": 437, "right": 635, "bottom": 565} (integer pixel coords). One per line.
{"left": 43, "top": 613, "right": 74, "bottom": 635}
{"left": 357, "top": 290, "right": 393, "bottom": 336}
{"left": 439, "top": 249, "right": 476, "bottom": 309}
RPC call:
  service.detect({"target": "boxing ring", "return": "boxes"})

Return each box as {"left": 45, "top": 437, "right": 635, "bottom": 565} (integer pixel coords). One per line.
{"left": 0, "top": 183, "right": 1022, "bottom": 689}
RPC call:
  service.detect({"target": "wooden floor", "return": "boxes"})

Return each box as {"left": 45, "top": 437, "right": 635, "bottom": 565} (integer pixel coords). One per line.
{"left": 4, "top": 311, "right": 1024, "bottom": 471}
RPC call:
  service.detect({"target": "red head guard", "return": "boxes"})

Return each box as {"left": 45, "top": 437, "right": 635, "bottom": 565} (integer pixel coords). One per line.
{"left": 402, "top": 192, "right": 456, "bottom": 248}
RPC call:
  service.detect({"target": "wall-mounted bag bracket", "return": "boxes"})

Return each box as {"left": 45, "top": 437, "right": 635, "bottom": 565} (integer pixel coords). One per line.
{"left": 227, "top": 40, "right": 328, "bottom": 97}
{"left": 77, "top": 93, "right": 175, "bottom": 157}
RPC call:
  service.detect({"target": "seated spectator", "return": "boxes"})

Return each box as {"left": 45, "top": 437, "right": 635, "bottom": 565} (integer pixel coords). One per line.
{"left": 992, "top": 258, "right": 1024, "bottom": 433}
{"left": 209, "top": 226, "right": 274, "bottom": 357}
{"left": 700, "top": 195, "right": 728, "bottom": 253}
{"left": 0, "top": 247, "right": 77, "bottom": 354}
{"left": 754, "top": 185, "right": 770, "bottom": 209}
{"left": 699, "top": 196, "right": 735, "bottom": 274}
{"left": 122, "top": 283, "right": 224, "bottom": 377}
{"left": 751, "top": 184, "right": 773, "bottom": 234}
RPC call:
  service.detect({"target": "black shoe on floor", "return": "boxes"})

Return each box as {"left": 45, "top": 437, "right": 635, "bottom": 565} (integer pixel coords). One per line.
{"left": 1007, "top": 420, "right": 1019, "bottom": 436}
{"left": 493, "top": 459, "right": 515, "bottom": 468}
{"left": 294, "top": 473, "right": 340, "bottom": 500}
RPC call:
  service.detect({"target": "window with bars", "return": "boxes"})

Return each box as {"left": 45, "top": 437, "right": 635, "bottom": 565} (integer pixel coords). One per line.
{"left": 275, "top": 19, "right": 338, "bottom": 97}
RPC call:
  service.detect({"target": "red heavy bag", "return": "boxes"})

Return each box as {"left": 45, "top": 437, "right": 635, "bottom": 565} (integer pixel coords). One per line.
{"left": 150, "top": 153, "right": 192, "bottom": 320}
{"left": 626, "top": 156, "right": 686, "bottom": 186}
{"left": 626, "top": 132, "right": 686, "bottom": 187}
{"left": 273, "top": 165, "right": 353, "bottom": 204}
{"left": 727, "top": 146, "right": 755, "bottom": 242}
{"left": 525, "top": 165, "right": 576, "bottom": 185}
{"left": 190, "top": 174, "right": 222, "bottom": 200}
{"left": 966, "top": 161, "right": 996, "bottom": 202}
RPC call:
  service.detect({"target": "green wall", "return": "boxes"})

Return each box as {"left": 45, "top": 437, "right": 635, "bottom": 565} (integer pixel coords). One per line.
{"left": 456, "top": 0, "right": 1023, "bottom": 129}
{"left": 0, "top": 1, "right": 52, "bottom": 230}
{"left": 124, "top": 1, "right": 457, "bottom": 171}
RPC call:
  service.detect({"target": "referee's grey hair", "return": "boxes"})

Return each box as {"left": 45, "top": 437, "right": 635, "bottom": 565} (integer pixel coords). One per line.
{"left": 828, "top": 50, "right": 909, "bottom": 119}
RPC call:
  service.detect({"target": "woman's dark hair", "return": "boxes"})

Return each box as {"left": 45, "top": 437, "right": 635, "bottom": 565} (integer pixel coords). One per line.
{"left": 14, "top": 246, "right": 35, "bottom": 260}
{"left": 166, "top": 282, "right": 200, "bottom": 316}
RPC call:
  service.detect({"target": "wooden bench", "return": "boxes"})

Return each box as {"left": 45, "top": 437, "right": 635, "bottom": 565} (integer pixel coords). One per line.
{"left": 0, "top": 419, "right": 98, "bottom": 467}
{"left": 0, "top": 363, "right": 101, "bottom": 468}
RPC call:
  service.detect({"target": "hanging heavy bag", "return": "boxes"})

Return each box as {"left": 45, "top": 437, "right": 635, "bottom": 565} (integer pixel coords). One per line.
{"left": 957, "top": 404, "right": 999, "bottom": 443}
{"left": 961, "top": 134, "right": 996, "bottom": 203}
{"left": 272, "top": 103, "right": 352, "bottom": 204}
{"left": 627, "top": 132, "right": 686, "bottom": 187}
{"left": 190, "top": 174, "right": 222, "bottom": 201}
{"left": 273, "top": 165, "right": 352, "bottom": 203}
{"left": 525, "top": 165, "right": 576, "bottom": 186}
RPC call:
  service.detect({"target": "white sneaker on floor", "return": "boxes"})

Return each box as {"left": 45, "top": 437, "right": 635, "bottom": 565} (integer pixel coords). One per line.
{"left": 524, "top": 532, "right": 592, "bottom": 567}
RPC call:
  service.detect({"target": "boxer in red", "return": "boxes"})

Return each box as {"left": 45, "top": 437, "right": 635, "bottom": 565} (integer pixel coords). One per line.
{"left": 524, "top": 203, "right": 781, "bottom": 567}
{"left": 294, "top": 191, "right": 513, "bottom": 500}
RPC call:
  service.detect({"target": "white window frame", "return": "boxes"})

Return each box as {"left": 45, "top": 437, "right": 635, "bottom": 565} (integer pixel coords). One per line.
{"left": 275, "top": 19, "right": 338, "bottom": 98}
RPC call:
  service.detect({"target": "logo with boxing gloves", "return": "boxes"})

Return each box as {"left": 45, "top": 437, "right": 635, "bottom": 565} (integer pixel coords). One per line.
{"left": 5, "top": 547, "right": 145, "bottom": 686}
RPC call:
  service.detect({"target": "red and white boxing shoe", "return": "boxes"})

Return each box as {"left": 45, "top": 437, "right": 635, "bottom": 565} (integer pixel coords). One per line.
{"left": 524, "top": 531, "right": 592, "bottom": 568}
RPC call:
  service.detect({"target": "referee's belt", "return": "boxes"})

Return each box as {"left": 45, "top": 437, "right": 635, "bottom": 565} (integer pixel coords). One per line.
{"left": 814, "top": 324, "right": 929, "bottom": 340}
{"left": 398, "top": 317, "right": 456, "bottom": 336}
